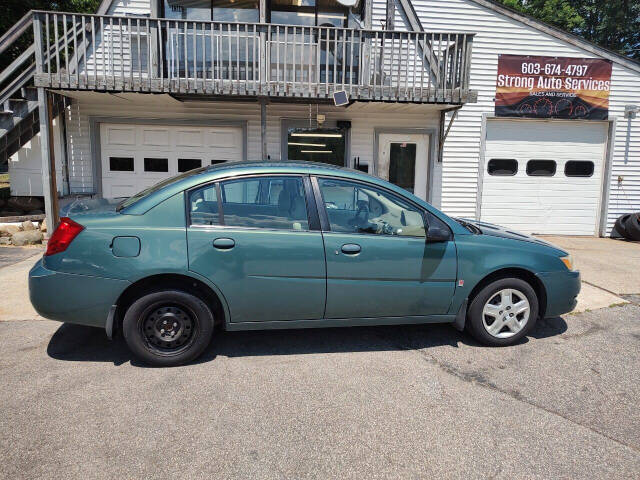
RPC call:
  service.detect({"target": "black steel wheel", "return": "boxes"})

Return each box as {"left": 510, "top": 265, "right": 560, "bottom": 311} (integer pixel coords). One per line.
{"left": 142, "top": 304, "right": 197, "bottom": 354}
{"left": 123, "top": 290, "right": 214, "bottom": 367}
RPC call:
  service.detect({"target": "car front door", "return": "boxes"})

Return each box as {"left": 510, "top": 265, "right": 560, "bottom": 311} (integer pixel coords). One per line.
{"left": 314, "top": 176, "right": 457, "bottom": 320}
{"left": 186, "top": 175, "right": 326, "bottom": 324}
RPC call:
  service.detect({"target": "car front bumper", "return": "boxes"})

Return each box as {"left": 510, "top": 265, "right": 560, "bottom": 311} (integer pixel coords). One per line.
{"left": 536, "top": 270, "right": 581, "bottom": 318}
{"left": 29, "top": 258, "right": 130, "bottom": 328}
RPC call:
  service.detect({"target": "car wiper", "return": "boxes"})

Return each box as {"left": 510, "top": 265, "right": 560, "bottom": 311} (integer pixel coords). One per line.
{"left": 454, "top": 218, "right": 482, "bottom": 234}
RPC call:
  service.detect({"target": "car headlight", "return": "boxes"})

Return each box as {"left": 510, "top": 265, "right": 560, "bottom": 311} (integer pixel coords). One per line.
{"left": 560, "top": 255, "right": 577, "bottom": 271}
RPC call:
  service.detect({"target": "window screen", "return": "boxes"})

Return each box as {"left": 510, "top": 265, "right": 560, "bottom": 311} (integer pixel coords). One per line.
{"left": 109, "top": 157, "right": 134, "bottom": 172}
{"left": 527, "top": 160, "right": 556, "bottom": 177}
{"left": 488, "top": 159, "right": 518, "bottom": 176}
{"left": 144, "top": 158, "right": 169, "bottom": 172}
{"left": 178, "top": 158, "right": 202, "bottom": 172}
{"left": 565, "top": 161, "right": 594, "bottom": 177}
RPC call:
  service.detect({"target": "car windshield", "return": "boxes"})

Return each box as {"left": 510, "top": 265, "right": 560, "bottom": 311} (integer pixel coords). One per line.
{"left": 116, "top": 167, "right": 207, "bottom": 212}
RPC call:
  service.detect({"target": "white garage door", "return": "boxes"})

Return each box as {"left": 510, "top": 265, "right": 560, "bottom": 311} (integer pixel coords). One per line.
{"left": 480, "top": 119, "right": 608, "bottom": 235}
{"left": 100, "top": 123, "right": 243, "bottom": 198}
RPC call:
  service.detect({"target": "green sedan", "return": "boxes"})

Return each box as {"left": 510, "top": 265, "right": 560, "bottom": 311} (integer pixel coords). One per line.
{"left": 29, "top": 161, "right": 580, "bottom": 366}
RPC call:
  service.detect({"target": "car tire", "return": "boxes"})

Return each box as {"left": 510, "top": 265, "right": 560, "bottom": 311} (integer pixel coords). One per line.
{"left": 614, "top": 214, "right": 631, "bottom": 239}
{"left": 122, "top": 290, "right": 214, "bottom": 367}
{"left": 623, "top": 213, "right": 640, "bottom": 241}
{"left": 467, "top": 278, "right": 539, "bottom": 347}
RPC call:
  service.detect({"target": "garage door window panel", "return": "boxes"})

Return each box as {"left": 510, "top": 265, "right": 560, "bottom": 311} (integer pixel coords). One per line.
{"left": 144, "top": 158, "right": 169, "bottom": 172}
{"left": 527, "top": 160, "right": 556, "bottom": 177}
{"left": 220, "top": 176, "right": 310, "bottom": 231}
{"left": 488, "top": 159, "right": 518, "bottom": 176}
{"left": 178, "top": 158, "right": 202, "bottom": 172}
{"left": 109, "top": 157, "right": 135, "bottom": 172}
{"left": 565, "top": 161, "right": 594, "bottom": 177}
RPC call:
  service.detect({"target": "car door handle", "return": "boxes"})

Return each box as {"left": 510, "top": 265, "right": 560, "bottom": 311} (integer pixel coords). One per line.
{"left": 213, "top": 238, "right": 235, "bottom": 250}
{"left": 341, "top": 243, "right": 361, "bottom": 255}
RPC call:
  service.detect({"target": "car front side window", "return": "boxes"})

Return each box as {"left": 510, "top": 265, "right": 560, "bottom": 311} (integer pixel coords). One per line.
{"left": 317, "top": 178, "right": 426, "bottom": 237}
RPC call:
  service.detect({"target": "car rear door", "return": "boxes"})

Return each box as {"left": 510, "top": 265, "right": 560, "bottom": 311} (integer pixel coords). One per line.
{"left": 186, "top": 175, "right": 326, "bottom": 324}
{"left": 313, "top": 176, "right": 457, "bottom": 319}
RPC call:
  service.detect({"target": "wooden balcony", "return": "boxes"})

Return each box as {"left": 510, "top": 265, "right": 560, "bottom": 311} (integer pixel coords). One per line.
{"left": 31, "top": 11, "right": 476, "bottom": 104}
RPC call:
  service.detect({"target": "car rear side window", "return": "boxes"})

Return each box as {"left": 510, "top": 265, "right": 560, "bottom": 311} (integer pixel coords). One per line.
{"left": 527, "top": 160, "right": 556, "bottom": 176}
{"left": 189, "top": 184, "right": 220, "bottom": 226}
{"left": 488, "top": 159, "right": 518, "bottom": 176}
{"left": 565, "top": 160, "right": 594, "bottom": 177}
{"left": 218, "top": 176, "right": 310, "bottom": 231}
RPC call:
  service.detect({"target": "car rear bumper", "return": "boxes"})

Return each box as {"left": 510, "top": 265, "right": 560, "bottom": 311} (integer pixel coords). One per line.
{"left": 29, "top": 259, "right": 129, "bottom": 328}
{"left": 536, "top": 270, "right": 581, "bottom": 318}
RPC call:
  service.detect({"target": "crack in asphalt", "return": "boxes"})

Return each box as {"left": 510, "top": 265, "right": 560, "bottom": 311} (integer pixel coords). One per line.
{"left": 383, "top": 333, "right": 640, "bottom": 455}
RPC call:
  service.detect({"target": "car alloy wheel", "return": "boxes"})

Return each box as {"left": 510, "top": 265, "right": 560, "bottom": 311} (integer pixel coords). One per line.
{"left": 481, "top": 288, "right": 530, "bottom": 339}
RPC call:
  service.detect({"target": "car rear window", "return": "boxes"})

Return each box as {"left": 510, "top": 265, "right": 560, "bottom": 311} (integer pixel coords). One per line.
{"left": 116, "top": 167, "right": 207, "bottom": 211}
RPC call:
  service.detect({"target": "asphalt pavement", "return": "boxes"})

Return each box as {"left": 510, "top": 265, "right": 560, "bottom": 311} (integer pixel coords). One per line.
{"left": 1, "top": 305, "right": 639, "bottom": 479}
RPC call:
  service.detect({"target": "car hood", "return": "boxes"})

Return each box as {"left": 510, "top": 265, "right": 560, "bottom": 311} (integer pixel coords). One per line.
{"left": 60, "top": 197, "right": 122, "bottom": 217}
{"left": 458, "top": 218, "right": 568, "bottom": 254}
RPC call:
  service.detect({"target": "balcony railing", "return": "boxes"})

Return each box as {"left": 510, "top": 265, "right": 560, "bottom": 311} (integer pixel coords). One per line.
{"left": 31, "top": 11, "right": 475, "bottom": 103}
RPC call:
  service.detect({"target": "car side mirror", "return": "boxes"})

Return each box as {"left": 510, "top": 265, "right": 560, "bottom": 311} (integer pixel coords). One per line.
{"left": 426, "top": 225, "right": 451, "bottom": 243}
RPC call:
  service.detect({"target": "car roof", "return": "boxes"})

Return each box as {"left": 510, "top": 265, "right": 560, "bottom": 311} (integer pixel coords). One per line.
{"left": 124, "top": 161, "right": 376, "bottom": 214}
{"left": 121, "top": 160, "right": 469, "bottom": 235}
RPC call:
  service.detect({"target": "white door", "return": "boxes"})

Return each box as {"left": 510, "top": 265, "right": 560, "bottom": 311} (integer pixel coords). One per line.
{"left": 377, "top": 133, "right": 429, "bottom": 201}
{"left": 100, "top": 123, "right": 243, "bottom": 198}
{"left": 481, "top": 119, "right": 608, "bottom": 236}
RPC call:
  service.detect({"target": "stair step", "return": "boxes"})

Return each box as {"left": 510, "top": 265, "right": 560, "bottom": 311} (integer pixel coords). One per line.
{"left": 21, "top": 87, "right": 38, "bottom": 101}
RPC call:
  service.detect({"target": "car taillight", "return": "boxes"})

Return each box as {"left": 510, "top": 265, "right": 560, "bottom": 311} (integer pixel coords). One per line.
{"left": 44, "top": 217, "right": 84, "bottom": 256}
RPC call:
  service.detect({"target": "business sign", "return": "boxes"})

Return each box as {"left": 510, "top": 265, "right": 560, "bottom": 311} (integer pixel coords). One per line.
{"left": 495, "top": 55, "right": 613, "bottom": 120}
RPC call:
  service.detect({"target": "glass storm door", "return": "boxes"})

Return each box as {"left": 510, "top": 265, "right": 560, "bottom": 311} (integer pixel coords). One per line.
{"left": 377, "top": 133, "right": 429, "bottom": 201}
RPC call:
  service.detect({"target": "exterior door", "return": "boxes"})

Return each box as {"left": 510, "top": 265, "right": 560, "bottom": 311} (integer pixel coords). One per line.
{"left": 186, "top": 175, "right": 326, "bottom": 323}
{"left": 315, "top": 176, "right": 457, "bottom": 320}
{"left": 377, "top": 133, "right": 430, "bottom": 201}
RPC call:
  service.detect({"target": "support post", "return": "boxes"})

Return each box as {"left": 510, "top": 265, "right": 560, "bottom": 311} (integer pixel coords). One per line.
{"left": 260, "top": 98, "right": 268, "bottom": 160}
{"left": 34, "top": 13, "right": 60, "bottom": 231}
{"left": 386, "top": 0, "right": 395, "bottom": 29}
{"left": 438, "top": 106, "right": 461, "bottom": 163}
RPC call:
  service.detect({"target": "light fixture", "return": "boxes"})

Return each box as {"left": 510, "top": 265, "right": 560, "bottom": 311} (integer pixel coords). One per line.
{"left": 288, "top": 142, "right": 327, "bottom": 147}
{"left": 301, "top": 150, "right": 333, "bottom": 153}
{"left": 291, "top": 132, "right": 342, "bottom": 138}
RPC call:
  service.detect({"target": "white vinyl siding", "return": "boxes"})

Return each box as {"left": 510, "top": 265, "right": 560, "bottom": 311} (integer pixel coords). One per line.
{"left": 63, "top": 94, "right": 441, "bottom": 196}
{"left": 374, "top": 0, "right": 640, "bottom": 234}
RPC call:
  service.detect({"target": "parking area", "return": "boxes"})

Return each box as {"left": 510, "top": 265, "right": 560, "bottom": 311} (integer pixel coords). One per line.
{"left": 0, "top": 239, "right": 639, "bottom": 479}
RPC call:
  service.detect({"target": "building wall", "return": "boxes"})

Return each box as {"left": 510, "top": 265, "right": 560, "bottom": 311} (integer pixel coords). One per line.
{"left": 64, "top": 94, "right": 442, "bottom": 200}
{"left": 8, "top": 117, "right": 64, "bottom": 197}
{"left": 372, "top": 0, "right": 640, "bottom": 233}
